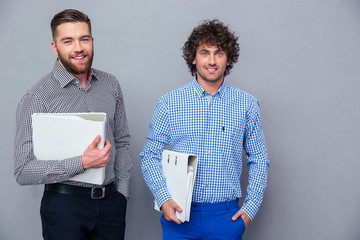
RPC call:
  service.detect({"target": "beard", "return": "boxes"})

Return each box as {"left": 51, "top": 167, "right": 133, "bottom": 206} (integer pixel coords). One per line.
{"left": 57, "top": 49, "right": 94, "bottom": 75}
{"left": 197, "top": 70, "right": 224, "bottom": 83}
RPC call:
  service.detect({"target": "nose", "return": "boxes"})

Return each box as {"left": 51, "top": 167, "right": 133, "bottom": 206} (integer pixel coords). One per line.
{"left": 208, "top": 53, "right": 216, "bottom": 65}
{"left": 73, "top": 40, "right": 83, "bottom": 52}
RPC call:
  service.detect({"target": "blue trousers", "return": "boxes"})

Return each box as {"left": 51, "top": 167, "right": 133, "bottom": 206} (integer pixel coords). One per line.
{"left": 40, "top": 189, "right": 127, "bottom": 240}
{"left": 161, "top": 200, "right": 245, "bottom": 240}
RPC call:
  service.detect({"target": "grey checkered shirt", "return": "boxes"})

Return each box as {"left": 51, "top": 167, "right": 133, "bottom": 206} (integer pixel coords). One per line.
{"left": 14, "top": 60, "right": 132, "bottom": 196}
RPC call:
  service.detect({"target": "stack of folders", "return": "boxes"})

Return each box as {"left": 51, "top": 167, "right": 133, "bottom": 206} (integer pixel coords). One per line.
{"left": 154, "top": 150, "right": 198, "bottom": 222}
{"left": 31, "top": 112, "right": 107, "bottom": 185}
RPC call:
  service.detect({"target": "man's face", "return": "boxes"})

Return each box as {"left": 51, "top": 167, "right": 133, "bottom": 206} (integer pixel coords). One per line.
{"left": 192, "top": 44, "right": 229, "bottom": 84}
{"left": 51, "top": 22, "right": 94, "bottom": 75}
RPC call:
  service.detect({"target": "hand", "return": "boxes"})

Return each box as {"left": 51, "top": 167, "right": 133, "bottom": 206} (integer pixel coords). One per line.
{"left": 232, "top": 210, "right": 251, "bottom": 228}
{"left": 162, "top": 199, "right": 183, "bottom": 225}
{"left": 81, "top": 135, "right": 111, "bottom": 169}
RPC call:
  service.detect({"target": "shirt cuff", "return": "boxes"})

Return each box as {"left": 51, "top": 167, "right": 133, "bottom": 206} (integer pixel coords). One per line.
{"left": 240, "top": 200, "right": 260, "bottom": 220}
{"left": 154, "top": 187, "right": 172, "bottom": 209}
{"left": 117, "top": 180, "right": 130, "bottom": 197}
{"left": 64, "top": 156, "right": 85, "bottom": 178}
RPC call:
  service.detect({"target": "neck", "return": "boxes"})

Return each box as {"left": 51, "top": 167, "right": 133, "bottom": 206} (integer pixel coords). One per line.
{"left": 57, "top": 59, "right": 89, "bottom": 89}
{"left": 73, "top": 72, "right": 88, "bottom": 88}
{"left": 196, "top": 76, "right": 224, "bottom": 95}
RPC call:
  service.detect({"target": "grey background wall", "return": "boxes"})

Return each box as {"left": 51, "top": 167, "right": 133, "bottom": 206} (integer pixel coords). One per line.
{"left": 1, "top": 0, "right": 359, "bottom": 239}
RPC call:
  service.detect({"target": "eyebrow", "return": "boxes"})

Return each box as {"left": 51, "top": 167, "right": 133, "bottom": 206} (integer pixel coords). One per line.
{"left": 198, "top": 49, "right": 225, "bottom": 53}
{"left": 60, "top": 35, "right": 92, "bottom": 42}
{"left": 60, "top": 37, "right": 73, "bottom": 42}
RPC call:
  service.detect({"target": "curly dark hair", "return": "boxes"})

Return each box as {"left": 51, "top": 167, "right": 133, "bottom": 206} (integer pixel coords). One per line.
{"left": 182, "top": 19, "right": 240, "bottom": 76}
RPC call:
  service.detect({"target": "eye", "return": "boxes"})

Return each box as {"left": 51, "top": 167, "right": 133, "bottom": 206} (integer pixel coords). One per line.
{"left": 201, "top": 52, "right": 208, "bottom": 56}
{"left": 63, "top": 40, "right": 71, "bottom": 44}
{"left": 81, "top": 38, "right": 90, "bottom": 42}
{"left": 217, "top": 52, "right": 224, "bottom": 56}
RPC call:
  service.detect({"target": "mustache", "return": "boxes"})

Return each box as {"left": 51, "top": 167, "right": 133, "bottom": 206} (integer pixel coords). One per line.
{"left": 71, "top": 51, "right": 86, "bottom": 57}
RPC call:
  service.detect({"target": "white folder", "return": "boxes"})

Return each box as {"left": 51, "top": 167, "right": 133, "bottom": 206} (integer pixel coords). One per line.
{"left": 32, "top": 112, "right": 107, "bottom": 185}
{"left": 154, "top": 150, "right": 198, "bottom": 222}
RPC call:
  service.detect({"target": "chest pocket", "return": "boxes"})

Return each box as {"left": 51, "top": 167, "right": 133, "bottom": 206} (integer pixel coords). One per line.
{"left": 216, "top": 118, "right": 244, "bottom": 154}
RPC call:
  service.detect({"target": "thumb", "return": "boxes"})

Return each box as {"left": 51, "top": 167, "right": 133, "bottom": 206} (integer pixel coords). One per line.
{"left": 175, "top": 204, "right": 183, "bottom": 213}
{"left": 90, "top": 135, "right": 101, "bottom": 147}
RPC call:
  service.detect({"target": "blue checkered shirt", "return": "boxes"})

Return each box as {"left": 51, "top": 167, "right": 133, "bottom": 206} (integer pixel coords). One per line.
{"left": 141, "top": 78, "right": 270, "bottom": 220}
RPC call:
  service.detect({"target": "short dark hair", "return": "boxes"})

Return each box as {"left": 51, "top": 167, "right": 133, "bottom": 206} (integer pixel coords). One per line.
{"left": 182, "top": 19, "right": 240, "bottom": 76}
{"left": 50, "top": 9, "right": 91, "bottom": 39}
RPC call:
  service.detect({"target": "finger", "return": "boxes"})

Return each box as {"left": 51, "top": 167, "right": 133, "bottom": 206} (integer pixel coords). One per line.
{"left": 168, "top": 200, "right": 182, "bottom": 213}
{"left": 102, "top": 146, "right": 111, "bottom": 162}
{"left": 170, "top": 203, "right": 182, "bottom": 224}
{"left": 103, "top": 153, "right": 111, "bottom": 165}
{"left": 105, "top": 150, "right": 111, "bottom": 161}
{"left": 166, "top": 212, "right": 181, "bottom": 225}
{"left": 175, "top": 205, "right": 183, "bottom": 213}
{"left": 163, "top": 201, "right": 179, "bottom": 220}
{"left": 172, "top": 217, "right": 181, "bottom": 225}
{"left": 102, "top": 139, "right": 112, "bottom": 151}
{"left": 232, "top": 211, "right": 241, "bottom": 221}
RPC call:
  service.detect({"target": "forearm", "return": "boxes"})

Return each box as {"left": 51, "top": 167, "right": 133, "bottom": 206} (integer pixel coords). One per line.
{"left": 141, "top": 145, "right": 172, "bottom": 207}
{"left": 241, "top": 153, "right": 270, "bottom": 220}
{"left": 14, "top": 94, "right": 84, "bottom": 185}
{"left": 14, "top": 154, "right": 84, "bottom": 185}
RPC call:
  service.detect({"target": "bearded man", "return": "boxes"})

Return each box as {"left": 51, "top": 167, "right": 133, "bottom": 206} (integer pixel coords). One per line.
{"left": 14, "top": 9, "right": 132, "bottom": 240}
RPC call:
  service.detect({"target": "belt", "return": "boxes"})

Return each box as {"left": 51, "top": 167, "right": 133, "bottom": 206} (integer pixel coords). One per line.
{"left": 45, "top": 182, "right": 117, "bottom": 200}
{"left": 191, "top": 200, "right": 239, "bottom": 211}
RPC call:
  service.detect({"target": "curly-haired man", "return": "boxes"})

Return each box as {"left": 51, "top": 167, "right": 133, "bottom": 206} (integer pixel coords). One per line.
{"left": 141, "top": 19, "right": 270, "bottom": 240}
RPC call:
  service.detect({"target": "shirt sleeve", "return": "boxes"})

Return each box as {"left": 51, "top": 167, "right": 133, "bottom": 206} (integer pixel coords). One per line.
{"left": 113, "top": 81, "right": 132, "bottom": 197}
{"left": 14, "top": 92, "right": 85, "bottom": 185}
{"left": 140, "top": 96, "right": 172, "bottom": 208}
{"left": 240, "top": 98, "right": 271, "bottom": 220}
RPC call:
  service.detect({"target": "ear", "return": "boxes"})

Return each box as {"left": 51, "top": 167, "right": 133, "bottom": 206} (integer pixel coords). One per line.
{"left": 51, "top": 41, "right": 58, "bottom": 56}
{"left": 192, "top": 58, "right": 196, "bottom": 65}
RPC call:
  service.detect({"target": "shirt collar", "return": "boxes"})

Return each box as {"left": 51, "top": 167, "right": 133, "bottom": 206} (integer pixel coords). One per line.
{"left": 52, "top": 60, "right": 98, "bottom": 88}
{"left": 191, "top": 77, "right": 228, "bottom": 98}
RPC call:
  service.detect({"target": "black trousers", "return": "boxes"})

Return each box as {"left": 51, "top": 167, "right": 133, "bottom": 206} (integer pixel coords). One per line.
{"left": 40, "top": 189, "right": 127, "bottom": 240}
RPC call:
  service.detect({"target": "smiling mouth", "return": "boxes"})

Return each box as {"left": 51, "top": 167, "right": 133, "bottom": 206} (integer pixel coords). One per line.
{"left": 206, "top": 67, "right": 217, "bottom": 72}
{"left": 72, "top": 55, "right": 86, "bottom": 61}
